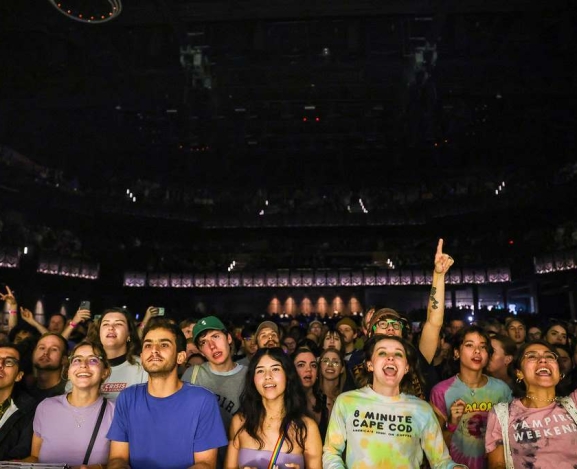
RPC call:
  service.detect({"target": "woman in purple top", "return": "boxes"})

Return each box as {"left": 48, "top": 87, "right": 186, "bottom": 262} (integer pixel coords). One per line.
{"left": 23, "top": 340, "right": 115, "bottom": 468}
{"left": 225, "top": 347, "right": 322, "bottom": 469}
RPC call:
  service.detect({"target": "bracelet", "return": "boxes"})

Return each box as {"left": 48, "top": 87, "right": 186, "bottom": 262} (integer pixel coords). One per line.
{"left": 139, "top": 322, "right": 145, "bottom": 328}
{"left": 8, "top": 310, "right": 17, "bottom": 315}
{"left": 69, "top": 321, "right": 78, "bottom": 328}
{"left": 446, "top": 422, "right": 458, "bottom": 432}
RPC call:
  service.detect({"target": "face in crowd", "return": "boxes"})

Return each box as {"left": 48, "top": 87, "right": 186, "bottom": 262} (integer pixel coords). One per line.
{"left": 257, "top": 327, "right": 280, "bottom": 349}
{"left": 33, "top": 334, "right": 67, "bottom": 371}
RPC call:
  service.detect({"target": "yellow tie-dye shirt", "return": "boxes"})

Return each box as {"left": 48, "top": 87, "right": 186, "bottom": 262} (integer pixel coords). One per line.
{"left": 323, "top": 386, "right": 461, "bottom": 469}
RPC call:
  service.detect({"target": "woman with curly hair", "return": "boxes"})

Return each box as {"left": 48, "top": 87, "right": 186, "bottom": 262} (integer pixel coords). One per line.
{"left": 225, "top": 347, "right": 322, "bottom": 469}
{"left": 87, "top": 307, "right": 147, "bottom": 401}
{"left": 324, "top": 334, "right": 464, "bottom": 469}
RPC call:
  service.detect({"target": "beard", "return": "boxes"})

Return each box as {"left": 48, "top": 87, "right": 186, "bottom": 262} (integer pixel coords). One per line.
{"left": 142, "top": 359, "right": 177, "bottom": 376}
{"left": 34, "top": 362, "right": 62, "bottom": 372}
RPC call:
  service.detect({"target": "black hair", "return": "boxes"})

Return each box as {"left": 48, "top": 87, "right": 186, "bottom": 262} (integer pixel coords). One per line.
{"left": 142, "top": 318, "right": 187, "bottom": 353}
{"left": 292, "top": 347, "right": 323, "bottom": 413}
{"left": 237, "top": 347, "right": 309, "bottom": 452}
{"left": 453, "top": 325, "right": 495, "bottom": 359}
{"left": 513, "top": 340, "right": 561, "bottom": 397}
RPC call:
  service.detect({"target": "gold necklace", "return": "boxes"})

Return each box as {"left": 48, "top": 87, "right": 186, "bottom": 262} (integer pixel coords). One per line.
{"left": 525, "top": 395, "right": 558, "bottom": 403}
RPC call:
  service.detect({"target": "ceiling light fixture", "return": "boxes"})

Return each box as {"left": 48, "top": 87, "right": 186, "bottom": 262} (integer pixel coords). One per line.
{"left": 47, "top": 0, "right": 122, "bottom": 24}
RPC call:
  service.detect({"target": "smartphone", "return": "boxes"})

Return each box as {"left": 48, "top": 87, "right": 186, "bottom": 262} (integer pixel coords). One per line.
{"left": 94, "top": 314, "right": 102, "bottom": 321}
{"left": 157, "top": 307, "right": 165, "bottom": 316}
{"left": 79, "top": 300, "right": 91, "bottom": 311}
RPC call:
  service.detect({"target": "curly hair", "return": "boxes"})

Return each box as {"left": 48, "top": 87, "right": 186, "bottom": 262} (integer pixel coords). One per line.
{"left": 363, "top": 334, "right": 424, "bottom": 396}
{"left": 88, "top": 307, "right": 142, "bottom": 364}
{"left": 237, "top": 347, "right": 309, "bottom": 452}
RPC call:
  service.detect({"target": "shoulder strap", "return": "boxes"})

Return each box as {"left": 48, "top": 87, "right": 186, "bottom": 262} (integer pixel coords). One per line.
{"left": 83, "top": 398, "right": 108, "bottom": 465}
{"left": 559, "top": 396, "right": 577, "bottom": 424}
{"left": 190, "top": 365, "right": 200, "bottom": 385}
{"left": 493, "top": 402, "right": 514, "bottom": 469}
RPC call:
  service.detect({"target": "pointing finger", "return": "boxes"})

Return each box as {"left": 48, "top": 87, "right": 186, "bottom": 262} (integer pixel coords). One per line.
{"left": 436, "top": 238, "right": 444, "bottom": 256}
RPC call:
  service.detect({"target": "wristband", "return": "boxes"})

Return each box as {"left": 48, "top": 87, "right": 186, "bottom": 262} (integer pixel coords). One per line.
{"left": 446, "top": 422, "right": 457, "bottom": 432}
{"left": 69, "top": 321, "right": 78, "bottom": 328}
{"left": 139, "top": 322, "right": 145, "bottom": 329}
{"left": 8, "top": 310, "right": 17, "bottom": 315}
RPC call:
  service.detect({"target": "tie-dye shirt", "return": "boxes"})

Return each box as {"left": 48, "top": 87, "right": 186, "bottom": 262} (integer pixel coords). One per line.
{"left": 323, "top": 386, "right": 461, "bottom": 469}
{"left": 430, "top": 375, "right": 512, "bottom": 469}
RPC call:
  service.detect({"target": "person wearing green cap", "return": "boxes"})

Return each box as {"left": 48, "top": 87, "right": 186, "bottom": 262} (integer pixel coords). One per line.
{"left": 181, "top": 315, "right": 248, "bottom": 469}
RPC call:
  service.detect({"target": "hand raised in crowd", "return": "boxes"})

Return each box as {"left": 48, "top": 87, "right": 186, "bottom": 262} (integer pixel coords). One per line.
{"left": 20, "top": 306, "right": 38, "bottom": 325}
{"left": 0, "top": 285, "right": 17, "bottom": 308}
{"left": 434, "top": 238, "right": 454, "bottom": 274}
{"left": 72, "top": 307, "right": 92, "bottom": 324}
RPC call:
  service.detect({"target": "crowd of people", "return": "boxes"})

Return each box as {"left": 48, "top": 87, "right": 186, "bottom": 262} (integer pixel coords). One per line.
{"left": 1, "top": 240, "right": 577, "bottom": 468}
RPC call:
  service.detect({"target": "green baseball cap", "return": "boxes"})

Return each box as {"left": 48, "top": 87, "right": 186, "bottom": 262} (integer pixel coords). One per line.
{"left": 193, "top": 316, "right": 227, "bottom": 343}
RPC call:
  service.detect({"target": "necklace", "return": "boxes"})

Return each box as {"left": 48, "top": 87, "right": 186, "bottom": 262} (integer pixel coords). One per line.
{"left": 265, "top": 413, "right": 284, "bottom": 429}
{"left": 66, "top": 394, "right": 98, "bottom": 428}
{"left": 457, "top": 374, "right": 486, "bottom": 396}
{"left": 525, "top": 395, "right": 558, "bottom": 403}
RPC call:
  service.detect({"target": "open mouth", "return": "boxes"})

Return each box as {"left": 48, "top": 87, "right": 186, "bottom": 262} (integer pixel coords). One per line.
{"left": 536, "top": 367, "right": 552, "bottom": 376}
{"left": 76, "top": 372, "right": 92, "bottom": 378}
{"left": 383, "top": 364, "right": 398, "bottom": 376}
{"left": 212, "top": 351, "right": 222, "bottom": 360}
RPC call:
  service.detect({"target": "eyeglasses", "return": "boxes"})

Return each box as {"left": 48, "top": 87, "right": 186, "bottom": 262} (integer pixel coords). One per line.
{"left": 320, "top": 358, "right": 341, "bottom": 367}
{"left": 69, "top": 355, "right": 103, "bottom": 367}
{"left": 523, "top": 351, "right": 558, "bottom": 363}
{"left": 0, "top": 357, "right": 19, "bottom": 368}
{"left": 375, "top": 319, "right": 403, "bottom": 331}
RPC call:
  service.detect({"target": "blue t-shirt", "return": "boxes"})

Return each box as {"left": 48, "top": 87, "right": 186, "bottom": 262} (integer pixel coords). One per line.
{"left": 107, "top": 382, "right": 228, "bottom": 469}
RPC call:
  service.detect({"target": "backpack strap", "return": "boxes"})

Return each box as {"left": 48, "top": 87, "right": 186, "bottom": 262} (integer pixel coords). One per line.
{"left": 190, "top": 365, "right": 200, "bottom": 385}
{"left": 493, "top": 402, "right": 514, "bottom": 469}
{"left": 559, "top": 396, "right": 577, "bottom": 424}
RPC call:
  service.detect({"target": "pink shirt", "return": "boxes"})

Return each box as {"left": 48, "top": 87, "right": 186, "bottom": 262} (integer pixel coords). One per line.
{"left": 485, "top": 390, "right": 577, "bottom": 468}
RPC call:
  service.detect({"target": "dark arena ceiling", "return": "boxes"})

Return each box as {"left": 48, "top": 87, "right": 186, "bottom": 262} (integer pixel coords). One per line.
{"left": 0, "top": 1, "right": 577, "bottom": 315}
{"left": 1, "top": 0, "right": 576, "bottom": 184}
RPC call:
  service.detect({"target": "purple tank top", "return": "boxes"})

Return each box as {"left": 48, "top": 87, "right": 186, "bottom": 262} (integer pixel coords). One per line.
{"left": 238, "top": 448, "right": 305, "bottom": 469}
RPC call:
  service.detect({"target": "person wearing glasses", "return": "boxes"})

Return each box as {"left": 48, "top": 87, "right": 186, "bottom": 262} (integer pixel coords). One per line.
{"left": 348, "top": 239, "right": 454, "bottom": 395}
{"left": 318, "top": 347, "right": 354, "bottom": 420}
{"left": 23, "top": 340, "right": 115, "bottom": 468}
{"left": 0, "top": 343, "right": 37, "bottom": 460}
{"left": 486, "top": 340, "right": 577, "bottom": 468}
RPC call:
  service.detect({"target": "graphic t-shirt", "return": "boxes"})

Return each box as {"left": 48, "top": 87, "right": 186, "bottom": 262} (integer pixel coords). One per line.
{"left": 485, "top": 391, "right": 577, "bottom": 468}
{"left": 430, "top": 375, "right": 512, "bottom": 469}
{"left": 323, "top": 386, "right": 460, "bottom": 469}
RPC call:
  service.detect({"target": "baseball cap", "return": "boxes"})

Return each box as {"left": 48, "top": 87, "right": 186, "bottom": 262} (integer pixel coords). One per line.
{"left": 368, "top": 308, "right": 408, "bottom": 337}
{"left": 336, "top": 317, "right": 357, "bottom": 330}
{"left": 256, "top": 320, "right": 279, "bottom": 338}
{"left": 193, "top": 316, "right": 227, "bottom": 343}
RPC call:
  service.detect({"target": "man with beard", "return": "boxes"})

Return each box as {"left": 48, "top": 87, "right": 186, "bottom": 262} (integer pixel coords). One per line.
{"left": 28, "top": 333, "right": 68, "bottom": 402}
{"left": 107, "top": 318, "right": 227, "bottom": 469}
{"left": 254, "top": 320, "right": 280, "bottom": 349}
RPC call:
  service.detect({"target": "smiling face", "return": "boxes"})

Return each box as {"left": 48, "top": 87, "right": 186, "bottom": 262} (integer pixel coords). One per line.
{"left": 254, "top": 354, "right": 286, "bottom": 400}
{"left": 100, "top": 312, "right": 130, "bottom": 353}
{"left": 366, "top": 338, "right": 409, "bottom": 395}
{"left": 141, "top": 328, "right": 186, "bottom": 376}
{"left": 456, "top": 332, "right": 489, "bottom": 372}
{"left": 518, "top": 343, "right": 560, "bottom": 390}
{"left": 545, "top": 325, "right": 567, "bottom": 345}
{"left": 68, "top": 344, "right": 109, "bottom": 391}
{"left": 197, "top": 329, "right": 232, "bottom": 366}
{"left": 319, "top": 350, "right": 344, "bottom": 381}
{"left": 293, "top": 351, "right": 318, "bottom": 390}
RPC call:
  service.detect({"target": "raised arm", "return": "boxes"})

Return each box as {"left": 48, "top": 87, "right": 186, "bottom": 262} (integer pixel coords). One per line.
{"left": 419, "top": 239, "right": 454, "bottom": 364}
{"left": 137, "top": 306, "right": 160, "bottom": 339}
{"left": 61, "top": 307, "right": 91, "bottom": 339}
{"left": 1, "top": 285, "right": 18, "bottom": 332}
{"left": 20, "top": 306, "right": 49, "bottom": 336}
